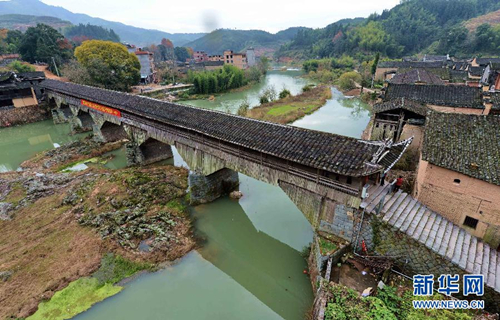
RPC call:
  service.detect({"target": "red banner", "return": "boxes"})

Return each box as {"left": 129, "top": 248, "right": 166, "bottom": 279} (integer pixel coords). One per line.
{"left": 81, "top": 99, "right": 121, "bottom": 117}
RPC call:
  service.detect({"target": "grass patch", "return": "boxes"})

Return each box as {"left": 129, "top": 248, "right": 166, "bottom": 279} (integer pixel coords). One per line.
{"left": 319, "top": 237, "right": 338, "bottom": 255}
{"left": 26, "top": 277, "right": 122, "bottom": 320}
{"left": 93, "top": 253, "right": 153, "bottom": 285}
{"left": 246, "top": 85, "right": 332, "bottom": 124}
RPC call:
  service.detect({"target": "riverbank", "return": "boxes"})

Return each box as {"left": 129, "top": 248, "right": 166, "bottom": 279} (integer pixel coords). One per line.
{"left": 0, "top": 104, "right": 50, "bottom": 128}
{"left": 0, "top": 137, "right": 194, "bottom": 319}
{"left": 245, "top": 85, "right": 332, "bottom": 124}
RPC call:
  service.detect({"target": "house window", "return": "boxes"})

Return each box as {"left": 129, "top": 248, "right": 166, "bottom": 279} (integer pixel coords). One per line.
{"left": 375, "top": 123, "right": 379, "bottom": 128}
{"left": 335, "top": 174, "right": 340, "bottom": 181}
{"left": 346, "top": 176, "right": 352, "bottom": 185}
{"left": 453, "top": 178, "right": 461, "bottom": 185}
{"left": 463, "top": 216, "right": 479, "bottom": 229}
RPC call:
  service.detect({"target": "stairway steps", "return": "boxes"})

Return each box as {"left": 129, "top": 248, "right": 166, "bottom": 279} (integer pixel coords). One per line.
{"left": 383, "top": 193, "right": 409, "bottom": 223}
{"left": 366, "top": 185, "right": 390, "bottom": 213}
{"left": 407, "top": 206, "right": 427, "bottom": 236}
{"left": 387, "top": 196, "right": 413, "bottom": 225}
{"left": 425, "top": 214, "right": 442, "bottom": 249}
{"left": 431, "top": 218, "right": 448, "bottom": 253}
{"left": 445, "top": 226, "right": 460, "bottom": 260}
{"left": 392, "top": 198, "right": 418, "bottom": 228}
{"left": 481, "top": 245, "right": 490, "bottom": 284}
{"left": 380, "top": 189, "right": 403, "bottom": 214}
{"left": 401, "top": 202, "right": 422, "bottom": 233}
{"left": 411, "top": 209, "right": 431, "bottom": 241}
{"left": 451, "top": 229, "right": 465, "bottom": 265}
{"left": 438, "top": 222, "right": 454, "bottom": 256}
{"left": 459, "top": 232, "right": 471, "bottom": 270}
{"left": 466, "top": 237, "right": 477, "bottom": 272}
{"left": 473, "top": 241, "right": 483, "bottom": 275}
{"left": 418, "top": 211, "right": 437, "bottom": 244}
{"left": 487, "top": 248, "right": 497, "bottom": 289}
{"left": 495, "top": 253, "right": 500, "bottom": 292}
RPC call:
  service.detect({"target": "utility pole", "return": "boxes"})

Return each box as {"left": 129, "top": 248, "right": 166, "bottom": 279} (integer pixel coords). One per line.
{"left": 51, "top": 57, "right": 60, "bottom": 77}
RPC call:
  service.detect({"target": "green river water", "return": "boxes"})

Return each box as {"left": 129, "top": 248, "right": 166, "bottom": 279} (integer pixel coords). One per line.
{"left": 0, "top": 71, "right": 371, "bottom": 320}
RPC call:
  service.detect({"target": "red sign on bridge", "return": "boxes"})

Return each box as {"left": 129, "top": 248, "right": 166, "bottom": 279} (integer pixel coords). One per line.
{"left": 81, "top": 99, "right": 121, "bottom": 117}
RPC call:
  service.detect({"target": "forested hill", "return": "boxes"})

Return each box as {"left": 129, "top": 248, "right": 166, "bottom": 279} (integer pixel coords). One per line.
{"left": 0, "top": 0, "right": 205, "bottom": 46}
{"left": 185, "top": 27, "right": 310, "bottom": 54}
{"left": 276, "top": 0, "right": 500, "bottom": 60}
{"left": 0, "top": 14, "right": 72, "bottom": 31}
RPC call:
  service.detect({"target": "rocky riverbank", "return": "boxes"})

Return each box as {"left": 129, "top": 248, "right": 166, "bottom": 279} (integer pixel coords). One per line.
{"left": 0, "top": 138, "right": 195, "bottom": 319}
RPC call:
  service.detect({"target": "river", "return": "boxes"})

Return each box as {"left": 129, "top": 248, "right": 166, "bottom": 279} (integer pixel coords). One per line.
{"left": 0, "top": 71, "right": 371, "bottom": 320}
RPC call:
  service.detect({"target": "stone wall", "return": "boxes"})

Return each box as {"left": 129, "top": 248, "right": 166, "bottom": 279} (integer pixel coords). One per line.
{"left": 355, "top": 211, "right": 500, "bottom": 313}
{"left": 319, "top": 204, "right": 355, "bottom": 242}
{"left": 0, "top": 105, "right": 49, "bottom": 127}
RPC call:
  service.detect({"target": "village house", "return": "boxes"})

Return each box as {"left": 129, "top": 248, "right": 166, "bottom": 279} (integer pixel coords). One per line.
{"left": 386, "top": 68, "right": 445, "bottom": 86}
{"left": 193, "top": 51, "right": 209, "bottom": 63}
{"left": 246, "top": 48, "right": 256, "bottom": 67}
{"left": 0, "top": 54, "right": 20, "bottom": 67}
{"left": 416, "top": 111, "right": 500, "bottom": 248}
{"left": 208, "top": 54, "right": 224, "bottom": 62}
{"left": 484, "top": 92, "right": 500, "bottom": 115}
{"left": 375, "top": 60, "right": 446, "bottom": 81}
{"left": 0, "top": 71, "right": 45, "bottom": 108}
{"left": 471, "top": 57, "right": 500, "bottom": 68}
{"left": 370, "top": 98, "right": 427, "bottom": 150}
{"left": 223, "top": 50, "right": 247, "bottom": 69}
{"left": 383, "top": 83, "right": 486, "bottom": 114}
{"left": 135, "top": 50, "right": 156, "bottom": 84}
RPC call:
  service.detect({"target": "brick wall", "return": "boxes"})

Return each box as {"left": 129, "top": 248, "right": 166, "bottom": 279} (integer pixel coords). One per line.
{"left": 415, "top": 160, "right": 500, "bottom": 247}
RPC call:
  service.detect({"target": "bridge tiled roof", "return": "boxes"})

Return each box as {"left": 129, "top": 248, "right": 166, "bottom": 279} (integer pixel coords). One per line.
{"left": 41, "top": 79, "right": 412, "bottom": 177}
{"left": 384, "top": 83, "right": 484, "bottom": 109}
{"left": 422, "top": 111, "right": 500, "bottom": 186}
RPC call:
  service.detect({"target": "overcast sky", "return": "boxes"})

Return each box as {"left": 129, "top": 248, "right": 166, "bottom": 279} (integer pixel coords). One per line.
{"left": 40, "top": 0, "right": 401, "bottom": 33}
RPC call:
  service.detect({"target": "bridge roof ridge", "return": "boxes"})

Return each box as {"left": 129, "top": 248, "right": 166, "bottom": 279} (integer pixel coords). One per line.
{"left": 41, "top": 79, "right": 411, "bottom": 177}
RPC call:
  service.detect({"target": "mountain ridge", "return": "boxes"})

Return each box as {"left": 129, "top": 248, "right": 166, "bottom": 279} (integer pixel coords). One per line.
{"left": 0, "top": 0, "right": 206, "bottom": 46}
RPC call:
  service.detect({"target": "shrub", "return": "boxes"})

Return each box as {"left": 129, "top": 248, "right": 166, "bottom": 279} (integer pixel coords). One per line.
{"left": 279, "top": 88, "right": 291, "bottom": 99}
{"left": 338, "top": 71, "right": 362, "bottom": 91}
{"left": 237, "top": 99, "right": 250, "bottom": 116}
{"left": 8, "top": 61, "right": 35, "bottom": 73}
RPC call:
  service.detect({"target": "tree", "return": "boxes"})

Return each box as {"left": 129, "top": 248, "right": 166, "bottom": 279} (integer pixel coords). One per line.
{"left": 174, "top": 47, "right": 192, "bottom": 62}
{"left": 18, "top": 24, "right": 73, "bottom": 72}
{"left": 5, "top": 30, "right": 23, "bottom": 53}
{"left": 161, "top": 38, "right": 174, "bottom": 48}
{"left": 338, "top": 71, "right": 362, "bottom": 91}
{"left": 74, "top": 40, "right": 140, "bottom": 92}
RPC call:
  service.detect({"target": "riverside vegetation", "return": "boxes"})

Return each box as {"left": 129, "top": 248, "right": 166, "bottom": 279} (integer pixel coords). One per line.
{"left": 0, "top": 137, "right": 195, "bottom": 320}
{"left": 244, "top": 85, "right": 332, "bottom": 124}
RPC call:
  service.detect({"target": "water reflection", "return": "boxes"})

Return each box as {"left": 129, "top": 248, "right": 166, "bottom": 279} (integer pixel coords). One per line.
{"left": 183, "top": 71, "right": 311, "bottom": 114}
{"left": 0, "top": 120, "right": 86, "bottom": 172}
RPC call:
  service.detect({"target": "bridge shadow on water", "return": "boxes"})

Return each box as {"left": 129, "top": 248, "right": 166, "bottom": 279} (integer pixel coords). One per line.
{"left": 192, "top": 195, "right": 314, "bottom": 320}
